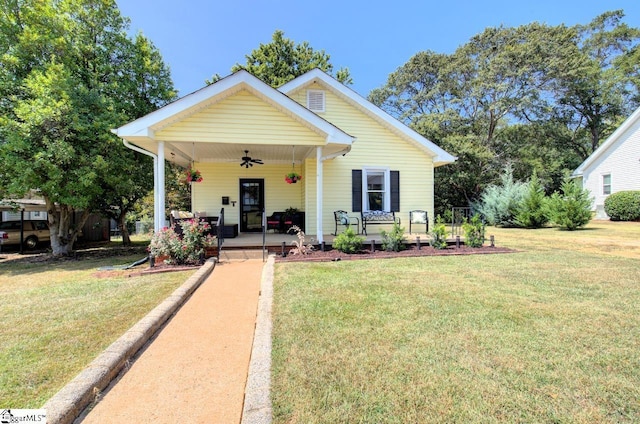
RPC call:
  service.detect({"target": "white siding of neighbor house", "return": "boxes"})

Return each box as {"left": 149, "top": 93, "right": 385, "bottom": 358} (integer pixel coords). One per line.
{"left": 581, "top": 118, "right": 640, "bottom": 219}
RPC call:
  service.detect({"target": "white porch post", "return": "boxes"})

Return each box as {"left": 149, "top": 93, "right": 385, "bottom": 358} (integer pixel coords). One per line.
{"left": 156, "top": 141, "right": 166, "bottom": 231}
{"left": 316, "top": 146, "right": 324, "bottom": 243}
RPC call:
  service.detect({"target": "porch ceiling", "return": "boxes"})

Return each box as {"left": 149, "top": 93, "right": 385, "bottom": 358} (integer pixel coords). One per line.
{"left": 165, "top": 142, "right": 318, "bottom": 167}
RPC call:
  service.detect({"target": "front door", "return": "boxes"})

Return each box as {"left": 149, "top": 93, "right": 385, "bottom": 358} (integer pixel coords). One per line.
{"left": 239, "top": 179, "right": 264, "bottom": 232}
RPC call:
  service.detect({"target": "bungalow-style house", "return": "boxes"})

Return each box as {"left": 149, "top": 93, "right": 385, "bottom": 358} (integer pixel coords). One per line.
{"left": 573, "top": 106, "right": 640, "bottom": 219}
{"left": 113, "top": 69, "right": 456, "bottom": 242}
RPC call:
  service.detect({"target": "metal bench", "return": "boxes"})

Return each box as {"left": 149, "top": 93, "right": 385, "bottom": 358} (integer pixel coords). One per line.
{"left": 360, "top": 211, "right": 399, "bottom": 235}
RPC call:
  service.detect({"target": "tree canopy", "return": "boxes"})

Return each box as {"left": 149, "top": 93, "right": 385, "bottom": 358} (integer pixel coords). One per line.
{"left": 370, "top": 10, "right": 640, "bottom": 215}
{"left": 225, "top": 30, "right": 352, "bottom": 87}
{"left": 0, "top": 0, "right": 176, "bottom": 254}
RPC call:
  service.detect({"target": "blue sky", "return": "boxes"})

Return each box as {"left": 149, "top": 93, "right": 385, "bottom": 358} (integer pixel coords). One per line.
{"left": 117, "top": 0, "right": 640, "bottom": 98}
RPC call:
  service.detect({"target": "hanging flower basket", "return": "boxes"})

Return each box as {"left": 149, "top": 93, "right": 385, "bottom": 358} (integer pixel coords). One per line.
{"left": 185, "top": 168, "right": 203, "bottom": 183}
{"left": 285, "top": 172, "right": 302, "bottom": 184}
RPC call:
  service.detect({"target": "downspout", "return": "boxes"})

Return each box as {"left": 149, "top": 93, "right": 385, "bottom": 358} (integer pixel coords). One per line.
{"left": 119, "top": 138, "right": 163, "bottom": 233}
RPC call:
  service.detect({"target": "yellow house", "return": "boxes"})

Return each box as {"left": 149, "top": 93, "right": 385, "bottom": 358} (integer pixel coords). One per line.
{"left": 113, "top": 69, "right": 455, "bottom": 243}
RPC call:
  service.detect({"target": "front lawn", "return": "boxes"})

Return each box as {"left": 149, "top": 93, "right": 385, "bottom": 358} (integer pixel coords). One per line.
{"left": 0, "top": 251, "right": 193, "bottom": 407}
{"left": 272, "top": 221, "right": 640, "bottom": 423}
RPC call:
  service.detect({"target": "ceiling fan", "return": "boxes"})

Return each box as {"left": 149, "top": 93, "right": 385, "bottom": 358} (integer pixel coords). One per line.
{"left": 240, "top": 150, "right": 264, "bottom": 168}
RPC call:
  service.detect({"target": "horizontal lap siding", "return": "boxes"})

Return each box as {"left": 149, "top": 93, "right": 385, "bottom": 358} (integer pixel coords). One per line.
{"left": 291, "top": 83, "right": 435, "bottom": 232}
{"left": 584, "top": 121, "right": 640, "bottom": 216}
{"left": 192, "top": 163, "right": 305, "bottom": 226}
{"left": 156, "top": 90, "right": 324, "bottom": 146}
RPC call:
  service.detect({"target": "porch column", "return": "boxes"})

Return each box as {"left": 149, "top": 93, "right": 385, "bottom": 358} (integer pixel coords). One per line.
{"left": 316, "top": 146, "right": 324, "bottom": 243}
{"left": 156, "top": 141, "right": 166, "bottom": 231}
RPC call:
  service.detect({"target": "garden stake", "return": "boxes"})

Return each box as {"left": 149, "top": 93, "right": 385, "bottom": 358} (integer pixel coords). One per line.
{"left": 370, "top": 240, "right": 375, "bottom": 253}
{"left": 321, "top": 241, "right": 326, "bottom": 251}
{"left": 416, "top": 236, "right": 421, "bottom": 250}
{"left": 281, "top": 241, "right": 286, "bottom": 257}
{"left": 456, "top": 235, "right": 460, "bottom": 248}
{"left": 490, "top": 235, "right": 495, "bottom": 247}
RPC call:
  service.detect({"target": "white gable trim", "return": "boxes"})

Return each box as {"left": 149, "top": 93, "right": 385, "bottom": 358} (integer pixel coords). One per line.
{"left": 573, "top": 106, "right": 640, "bottom": 176}
{"left": 114, "top": 70, "right": 354, "bottom": 146}
{"left": 279, "top": 69, "right": 457, "bottom": 166}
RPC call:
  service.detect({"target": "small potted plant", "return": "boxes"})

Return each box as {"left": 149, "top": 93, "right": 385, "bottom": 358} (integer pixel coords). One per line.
{"left": 285, "top": 172, "right": 302, "bottom": 184}
{"left": 185, "top": 168, "right": 203, "bottom": 183}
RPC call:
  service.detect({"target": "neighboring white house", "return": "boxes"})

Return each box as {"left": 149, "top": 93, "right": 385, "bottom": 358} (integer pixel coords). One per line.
{"left": 572, "top": 106, "right": 640, "bottom": 219}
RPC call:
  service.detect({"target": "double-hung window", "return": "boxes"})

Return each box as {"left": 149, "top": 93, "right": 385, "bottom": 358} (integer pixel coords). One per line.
{"left": 603, "top": 174, "right": 611, "bottom": 195}
{"left": 364, "top": 168, "right": 389, "bottom": 211}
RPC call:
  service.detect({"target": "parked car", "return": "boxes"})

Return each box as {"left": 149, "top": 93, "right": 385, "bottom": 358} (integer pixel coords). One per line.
{"left": 0, "top": 220, "right": 50, "bottom": 249}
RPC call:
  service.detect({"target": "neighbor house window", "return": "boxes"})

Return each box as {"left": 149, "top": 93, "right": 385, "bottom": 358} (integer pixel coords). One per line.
{"left": 603, "top": 174, "right": 611, "bottom": 195}
{"left": 306, "top": 90, "right": 325, "bottom": 112}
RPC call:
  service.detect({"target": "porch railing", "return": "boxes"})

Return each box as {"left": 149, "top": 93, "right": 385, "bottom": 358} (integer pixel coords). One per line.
{"left": 215, "top": 208, "right": 224, "bottom": 260}
{"left": 451, "top": 207, "right": 471, "bottom": 236}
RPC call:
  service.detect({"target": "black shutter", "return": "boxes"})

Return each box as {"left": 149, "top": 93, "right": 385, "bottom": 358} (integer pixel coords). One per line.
{"left": 390, "top": 170, "right": 400, "bottom": 212}
{"left": 352, "top": 170, "right": 362, "bottom": 212}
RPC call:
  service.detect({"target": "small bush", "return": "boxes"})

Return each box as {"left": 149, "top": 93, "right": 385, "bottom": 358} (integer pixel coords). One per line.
{"left": 332, "top": 227, "right": 365, "bottom": 254}
{"left": 462, "top": 214, "right": 485, "bottom": 247}
{"left": 380, "top": 223, "right": 406, "bottom": 252}
{"left": 288, "top": 225, "right": 315, "bottom": 255}
{"left": 474, "top": 165, "right": 527, "bottom": 227}
{"left": 604, "top": 191, "right": 640, "bottom": 221}
{"left": 430, "top": 216, "right": 448, "bottom": 249}
{"left": 546, "top": 177, "right": 592, "bottom": 231}
{"left": 148, "top": 219, "right": 216, "bottom": 265}
{"left": 515, "top": 170, "right": 549, "bottom": 228}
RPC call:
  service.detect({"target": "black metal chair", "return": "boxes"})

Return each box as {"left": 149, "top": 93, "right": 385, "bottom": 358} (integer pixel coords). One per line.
{"left": 409, "top": 210, "right": 429, "bottom": 234}
{"left": 333, "top": 210, "right": 359, "bottom": 235}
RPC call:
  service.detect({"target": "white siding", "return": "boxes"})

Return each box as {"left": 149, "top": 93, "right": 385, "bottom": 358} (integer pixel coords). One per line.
{"left": 582, "top": 119, "right": 640, "bottom": 218}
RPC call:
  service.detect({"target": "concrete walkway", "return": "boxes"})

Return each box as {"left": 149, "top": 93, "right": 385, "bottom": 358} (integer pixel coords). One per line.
{"left": 75, "top": 258, "right": 268, "bottom": 424}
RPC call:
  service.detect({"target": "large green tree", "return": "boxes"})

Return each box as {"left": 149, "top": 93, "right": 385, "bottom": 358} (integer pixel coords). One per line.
{"left": 370, "top": 10, "right": 639, "bottom": 215}
{"left": 0, "top": 0, "right": 175, "bottom": 254}
{"left": 226, "top": 30, "right": 352, "bottom": 87}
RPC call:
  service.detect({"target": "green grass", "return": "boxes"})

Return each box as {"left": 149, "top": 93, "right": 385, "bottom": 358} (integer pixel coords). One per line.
{"left": 272, "top": 221, "right": 640, "bottom": 423}
{"left": 0, "top": 253, "right": 193, "bottom": 407}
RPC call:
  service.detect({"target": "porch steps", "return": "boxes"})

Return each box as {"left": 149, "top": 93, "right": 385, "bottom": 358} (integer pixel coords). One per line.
{"left": 219, "top": 249, "right": 265, "bottom": 261}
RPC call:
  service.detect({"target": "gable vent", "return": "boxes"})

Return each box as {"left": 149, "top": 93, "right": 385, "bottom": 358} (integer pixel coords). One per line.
{"left": 307, "top": 90, "right": 325, "bottom": 112}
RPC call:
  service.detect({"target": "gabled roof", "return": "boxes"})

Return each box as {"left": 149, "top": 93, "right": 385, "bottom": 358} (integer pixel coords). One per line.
{"left": 114, "top": 70, "right": 354, "bottom": 146}
{"left": 279, "top": 69, "right": 457, "bottom": 166}
{"left": 573, "top": 106, "right": 640, "bottom": 176}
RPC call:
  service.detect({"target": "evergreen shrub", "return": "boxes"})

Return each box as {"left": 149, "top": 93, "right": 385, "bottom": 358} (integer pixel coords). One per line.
{"left": 604, "top": 191, "right": 640, "bottom": 221}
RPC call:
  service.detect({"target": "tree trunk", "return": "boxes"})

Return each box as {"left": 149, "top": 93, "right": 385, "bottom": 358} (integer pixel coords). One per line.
{"left": 117, "top": 210, "right": 132, "bottom": 246}
{"left": 46, "top": 199, "right": 91, "bottom": 256}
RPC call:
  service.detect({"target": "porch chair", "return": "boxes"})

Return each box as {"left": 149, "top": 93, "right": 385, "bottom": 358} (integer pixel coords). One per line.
{"left": 409, "top": 210, "right": 429, "bottom": 234}
{"left": 333, "top": 210, "right": 360, "bottom": 235}
{"left": 266, "top": 212, "right": 284, "bottom": 233}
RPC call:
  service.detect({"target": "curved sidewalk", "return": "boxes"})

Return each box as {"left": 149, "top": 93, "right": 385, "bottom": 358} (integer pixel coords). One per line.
{"left": 76, "top": 257, "right": 269, "bottom": 424}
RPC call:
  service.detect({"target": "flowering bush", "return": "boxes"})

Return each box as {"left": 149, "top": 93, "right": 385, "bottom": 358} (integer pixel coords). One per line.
{"left": 285, "top": 172, "right": 302, "bottom": 184}
{"left": 185, "top": 168, "right": 203, "bottom": 183}
{"left": 148, "top": 219, "right": 216, "bottom": 265}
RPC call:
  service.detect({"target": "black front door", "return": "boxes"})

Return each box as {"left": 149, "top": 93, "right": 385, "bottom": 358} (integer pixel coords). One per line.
{"left": 239, "top": 179, "right": 264, "bottom": 232}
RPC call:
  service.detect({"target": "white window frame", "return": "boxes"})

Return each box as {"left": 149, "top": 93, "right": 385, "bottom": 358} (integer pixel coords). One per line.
{"left": 306, "top": 90, "right": 325, "bottom": 112}
{"left": 602, "top": 173, "right": 611, "bottom": 195}
{"left": 362, "top": 167, "right": 390, "bottom": 211}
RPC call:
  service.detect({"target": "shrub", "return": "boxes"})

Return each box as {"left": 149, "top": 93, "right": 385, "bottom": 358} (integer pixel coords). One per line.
{"left": 430, "top": 216, "right": 448, "bottom": 249}
{"left": 380, "top": 223, "right": 406, "bottom": 252}
{"left": 148, "top": 219, "right": 216, "bottom": 265}
{"left": 288, "top": 225, "right": 315, "bottom": 255}
{"left": 515, "top": 170, "right": 549, "bottom": 228}
{"left": 332, "top": 227, "right": 365, "bottom": 254}
{"left": 462, "top": 214, "right": 485, "bottom": 247}
{"left": 604, "top": 191, "right": 640, "bottom": 221}
{"left": 545, "top": 177, "right": 593, "bottom": 231}
{"left": 474, "top": 165, "right": 527, "bottom": 227}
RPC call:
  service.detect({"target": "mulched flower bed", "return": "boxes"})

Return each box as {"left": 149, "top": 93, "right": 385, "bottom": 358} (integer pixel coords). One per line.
{"left": 276, "top": 245, "right": 516, "bottom": 262}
